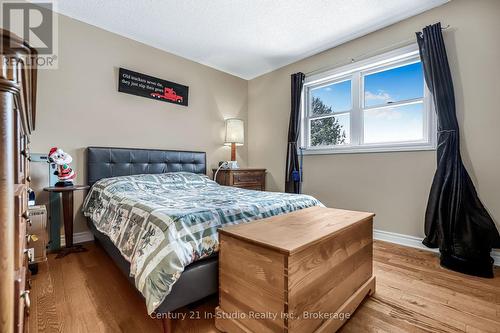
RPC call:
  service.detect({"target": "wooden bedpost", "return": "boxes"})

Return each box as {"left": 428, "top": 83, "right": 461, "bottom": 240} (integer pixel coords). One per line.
{"left": 161, "top": 316, "right": 173, "bottom": 333}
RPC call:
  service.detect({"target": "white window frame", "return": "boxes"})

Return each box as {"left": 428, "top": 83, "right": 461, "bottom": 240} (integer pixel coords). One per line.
{"left": 300, "top": 44, "right": 436, "bottom": 155}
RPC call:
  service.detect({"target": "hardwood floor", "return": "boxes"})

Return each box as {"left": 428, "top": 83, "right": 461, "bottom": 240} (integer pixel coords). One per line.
{"left": 28, "top": 241, "right": 500, "bottom": 333}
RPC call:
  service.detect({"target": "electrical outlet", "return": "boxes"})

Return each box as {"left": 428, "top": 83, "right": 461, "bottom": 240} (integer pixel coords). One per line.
{"left": 27, "top": 248, "right": 35, "bottom": 262}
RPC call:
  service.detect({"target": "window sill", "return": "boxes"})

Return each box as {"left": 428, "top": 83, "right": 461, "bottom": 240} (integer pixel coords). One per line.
{"left": 301, "top": 143, "right": 436, "bottom": 155}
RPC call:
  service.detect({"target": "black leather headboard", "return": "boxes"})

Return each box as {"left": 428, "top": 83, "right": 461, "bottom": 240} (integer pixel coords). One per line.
{"left": 87, "top": 147, "right": 206, "bottom": 186}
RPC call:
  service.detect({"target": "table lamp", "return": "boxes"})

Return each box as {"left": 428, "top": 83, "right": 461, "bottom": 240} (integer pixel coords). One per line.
{"left": 224, "top": 118, "right": 244, "bottom": 168}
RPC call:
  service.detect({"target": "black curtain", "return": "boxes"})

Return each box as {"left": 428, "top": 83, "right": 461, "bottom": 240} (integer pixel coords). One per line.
{"left": 285, "top": 72, "right": 305, "bottom": 194}
{"left": 417, "top": 23, "right": 500, "bottom": 278}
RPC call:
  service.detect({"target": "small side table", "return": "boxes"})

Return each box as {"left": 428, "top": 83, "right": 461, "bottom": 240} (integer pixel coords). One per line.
{"left": 43, "top": 185, "right": 90, "bottom": 258}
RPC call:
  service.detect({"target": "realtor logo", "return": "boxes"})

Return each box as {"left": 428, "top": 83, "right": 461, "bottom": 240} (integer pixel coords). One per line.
{"left": 1, "top": 0, "right": 58, "bottom": 68}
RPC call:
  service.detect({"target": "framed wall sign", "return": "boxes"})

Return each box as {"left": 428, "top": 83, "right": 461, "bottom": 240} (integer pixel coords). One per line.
{"left": 118, "top": 68, "right": 189, "bottom": 106}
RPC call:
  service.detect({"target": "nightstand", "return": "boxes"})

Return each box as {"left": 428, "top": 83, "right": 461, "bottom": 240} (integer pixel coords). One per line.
{"left": 43, "top": 185, "right": 90, "bottom": 258}
{"left": 212, "top": 168, "right": 266, "bottom": 191}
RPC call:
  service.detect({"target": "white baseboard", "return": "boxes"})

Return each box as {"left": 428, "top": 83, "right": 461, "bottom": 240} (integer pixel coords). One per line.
{"left": 60, "top": 230, "right": 94, "bottom": 247}
{"left": 374, "top": 229, "right": 500, "bottom": 267}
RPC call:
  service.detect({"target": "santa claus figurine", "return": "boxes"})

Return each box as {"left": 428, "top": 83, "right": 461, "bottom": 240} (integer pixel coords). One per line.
{"left": 48, "top": 147, "right": 76, "bottom": 187}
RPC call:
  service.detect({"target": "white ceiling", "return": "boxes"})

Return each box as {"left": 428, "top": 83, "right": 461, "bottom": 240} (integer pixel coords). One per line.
{"left": 51, "top": 0, "right": 449, "bottom": 79}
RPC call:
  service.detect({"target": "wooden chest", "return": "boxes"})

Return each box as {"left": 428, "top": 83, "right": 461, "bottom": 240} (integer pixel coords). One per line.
{"left": 215, "top": 206, "right": 375, "bottom": 333}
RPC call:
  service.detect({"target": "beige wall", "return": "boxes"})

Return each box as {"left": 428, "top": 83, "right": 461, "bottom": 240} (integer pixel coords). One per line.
{"left": 248, "top": 0, "right": 500, "bottom": 237}
{"left": 31, "top": 14, "right": 248, "bottom": 232}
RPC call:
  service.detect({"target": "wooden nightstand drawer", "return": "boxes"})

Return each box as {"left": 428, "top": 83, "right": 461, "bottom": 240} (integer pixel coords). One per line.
{"left": 232, "top": 171, "right": 264, "bottom": 185}
{"left": 234, "top": 184, "right": 263, "bottom": 191}
{"left": 213, "top": 168, "right": 266, "bottom": 191}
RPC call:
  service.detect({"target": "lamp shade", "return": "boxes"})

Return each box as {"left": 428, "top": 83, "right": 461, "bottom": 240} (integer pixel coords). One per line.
{"left": 224, "top": 118, "right": 244, "bottom": 146}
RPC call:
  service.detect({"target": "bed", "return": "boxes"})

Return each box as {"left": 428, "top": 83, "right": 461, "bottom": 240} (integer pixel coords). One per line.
{"left": 83, "top": 146, "right": 322, "bottom": 330}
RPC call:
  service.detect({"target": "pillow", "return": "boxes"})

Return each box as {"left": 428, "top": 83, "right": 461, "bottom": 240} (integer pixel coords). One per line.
{"left": 157, "top": 172, "right": 217, "bottom": 187}
{"left": 92, "top": 172, "right": 218, "bottom": 193}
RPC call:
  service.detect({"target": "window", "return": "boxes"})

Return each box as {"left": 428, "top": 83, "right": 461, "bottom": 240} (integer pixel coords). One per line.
{"left": 301, "top": 44, "right": 436, "bottom": 154}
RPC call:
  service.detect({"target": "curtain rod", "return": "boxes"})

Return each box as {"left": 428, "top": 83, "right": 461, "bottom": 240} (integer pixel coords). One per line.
{"left": 304, "top": 24, "right": 450, "bottom": 77}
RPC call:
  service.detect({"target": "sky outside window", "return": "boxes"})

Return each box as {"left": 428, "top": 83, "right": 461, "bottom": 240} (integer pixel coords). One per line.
{"left": 363, "top": 62, "right": 425, "bottom": 143}
{"left": 364, "top": 62, "right": 424, "bottom": 108}
{"left": 364, "top": 103, "right": 424, "bottom": 143}
{"left": 308, "top": 60, "right": 425, "bottom": 147}
{"left": 310, "top": 79, "right": 351, "bottom": 115}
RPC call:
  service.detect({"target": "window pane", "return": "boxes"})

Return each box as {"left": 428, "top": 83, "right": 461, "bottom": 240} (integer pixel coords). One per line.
{"left": 310, "top": 80, "right": 351, "bottom": 115}
{"left": 363, "top": 103, "right": 424, "bottom": 144}
{"left": 310, "top": 114, "right": 350, "bottom": 146}
{"left": 364, "top": 62, "right": 423, "bottom": 108}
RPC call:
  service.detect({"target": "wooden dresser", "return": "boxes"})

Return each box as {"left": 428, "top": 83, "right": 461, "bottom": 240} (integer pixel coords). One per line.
{"left": 0, "top": 29, "right": 38, "bottom": 333}
{"left": 216, "top": 207, "right": 376, "bottom": 333}
{"left": 213, "top": 168, "right": 266, "bottom": 191}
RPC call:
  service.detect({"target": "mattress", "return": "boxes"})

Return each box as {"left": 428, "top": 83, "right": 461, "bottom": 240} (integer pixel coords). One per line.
{"left": 82, "top": 172, "right": 322, "bottom": 314}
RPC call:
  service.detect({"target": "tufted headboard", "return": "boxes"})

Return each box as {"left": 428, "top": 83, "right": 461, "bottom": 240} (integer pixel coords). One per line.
{"left": 87, "top": 147, "right": 206, "bottom": 186}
